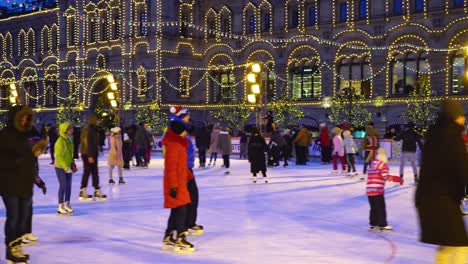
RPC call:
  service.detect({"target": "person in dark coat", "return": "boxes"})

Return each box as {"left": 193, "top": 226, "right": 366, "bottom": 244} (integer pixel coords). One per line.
{"left": 269, "top": 128, "right": 287, "bottom": 167}
{"left": 135, "top": 122, "right": 150, "bottom": 167}
{"left": 79, "top": 114, "right": 107, "bottom": 201}
{"left": 98, "top": 126, "right": 106, "bottom": 154}
{"left": 122, "top": 132, "right": 134, "bottom": 170}
{"left": 195, "top": 122, "right": 210, "bottom": 168}
{"left": 248, "top": 127, "right": 268, "bottom": 183}
{"left": 319, "top": 124, "right": 332, "bottom": 164}
{"left": 262, "top": 111, "right": 274, "bottom": 133}
{"left": 415, "top": 100, "right": 468, "bottom": 263}
{"left": 73, "top": 126, "right": 81, "bottom": 159}
{"left": 0, "top": 105, "right": 35, "bottom": 263}
{"left": 394, "top": 121, "right": 422, "bottom": 183}
{"left": 238, "top": 128, "right": 248, "bottom": 160}
{"left": 48, "top": 124, "right": 58, "bottom": 165}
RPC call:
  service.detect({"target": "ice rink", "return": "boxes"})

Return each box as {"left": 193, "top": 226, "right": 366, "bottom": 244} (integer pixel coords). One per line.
{"left": 0, "top": 153, "right": 458, "bottom": 264}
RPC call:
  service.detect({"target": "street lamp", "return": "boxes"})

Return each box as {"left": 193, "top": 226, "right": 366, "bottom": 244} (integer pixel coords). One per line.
{"left": 9, "top": 83, "right": 18, "bottom": 106}
{"left": 247, "top": 62, "right": 262, "bottom": 130}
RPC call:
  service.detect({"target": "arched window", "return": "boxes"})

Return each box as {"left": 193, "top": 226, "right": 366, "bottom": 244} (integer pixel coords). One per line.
{"left": 390, "top": 52, "right": 429, "bottom": 95}
{"left": 27, "top": 30, "right": 34, "bottom": 55}
{"left": 139, "top": 12, "right": 147, "bottom": 36}
{"left": 290, "top": 6, "right": 299, "bottom": 28}
{"left": 450, "top": 51, "right": 468, "bottom": 94}
{"left": 291, "top": 62, "right": 321, "bottom": 100}
{"left": 454, "top": 0, "right": 464, "bottom": 8}
{"left": 180, "top": 12, "right": 189, "bottom": 37}
{"left": 89, "top": 18, "right": 97, "bottom": 43}
{"left": 113, "top": 14, "right": 121, "bottom": 39}
{"left": 414, "top": 0, "right": 424, "bottom": 13}
{"left": 5, "top": 33, "right": 12, "bottom": 59}
{"left": 25, "top": 81, "right": 37, "bottom": 107}
{"left": 42, "top": 27, "right": 49, "bottom": 52}
{"left": 262, "top": 13, "right": 271, "bottom": 32}
{"left": 68, "top": 18, "right": 76, "bottom": 46}
{"left": 337, "top": 57, "right": 370, "bottom": 96}
{"left": 358, "top": 0, "right": 367, "bottom": 20}
{"left": 210, "top": 70, "right": 234, "bottom": 103}
{"left": 101, "top": 12, "right": 108, "bottom": 41}
{"left": 249, "top": 15, "right": 256, "bottom": 33}
{"left": 44, "top": 78, "right": 58, "bottom": 107}
{"left": 18, "top": 31, "right": 26, "bottom": 56}
{"left": 339, "top": 2, "right": 348, "bottom": 22}
{"left": 394, "top": 0, "right": 403, "bottom": 15}
{"left": 308, "top": 7, "right": 317, "bottom": 26}
{"left": 50, "top": 25, "right": 58, "bottom": 50}
{"left": 260, "top": 65, "right": 275, "bottom": 101}
{"left": 220, "top": 7, "right": 232, "bottom": 33}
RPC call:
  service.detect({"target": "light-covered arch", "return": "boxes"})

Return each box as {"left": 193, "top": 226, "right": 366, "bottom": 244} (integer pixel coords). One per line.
{"left": 243, "top": 2, "right": 258, "bottom": 35}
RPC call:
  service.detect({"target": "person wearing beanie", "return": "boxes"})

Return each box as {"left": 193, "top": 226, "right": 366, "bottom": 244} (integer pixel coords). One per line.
{"left": 217, "top": 126, "right": 232, "bottom": 174}
{"left": 394, "top": 122, "right": 423, "bottom": 183}
{"left": 108, "top": 127, "right": 125, "bottom": 185}
{"left": 162, "top": 120, "right": 194, "bottom": 252}
{"left": 416, "top": 100, "right": 468, "bottom": 263}
{"left": 341, "top": 130, "right": 358, "bottom": 177}
{"left": 54, "top": 122, "right": 76, "bottom": 215}
{"left": 0, "top": 106, "right": 35, "bottom": 263}
{"left": 122, "top": 131, "right": 134, "bottom": 170}
{"left": 331, "top": 127, "right": 346, "bottom": 174}
{"left": 21, "top": 139, "right": 48, "bottom": 245}
{"left": 366, "top": 148, "right": 403, "bottom": 231}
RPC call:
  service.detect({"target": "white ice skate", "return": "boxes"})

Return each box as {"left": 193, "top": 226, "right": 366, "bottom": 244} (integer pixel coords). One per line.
{"left": 57, "top": 203, "right": 71, "bottom": 216}
{"left": 78, "top": 188, "right": 93, "bottom": 202}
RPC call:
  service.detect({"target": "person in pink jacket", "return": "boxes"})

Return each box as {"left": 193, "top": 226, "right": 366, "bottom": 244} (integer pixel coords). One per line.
{"left": 331, "top": 127, "right": 346, "bottom": 173}
{"left": 108, "top": 127, "right": 126, "bottom": 185}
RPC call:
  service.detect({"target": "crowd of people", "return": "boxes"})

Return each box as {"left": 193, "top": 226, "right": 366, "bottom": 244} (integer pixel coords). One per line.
{"left": 0, "top": 100, "right": 467, "bottom": 262}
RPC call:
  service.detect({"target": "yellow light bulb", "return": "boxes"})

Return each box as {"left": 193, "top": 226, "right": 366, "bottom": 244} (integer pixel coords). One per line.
{"left": 247, "top": 73, "right": 256, "bottom": 83}
{"left": 107, "top": 92, "right": 115, "bottom": 100}
{"left": 110, "top": 83, "right": 118, "bottom": 91}
{"left": 107, "top": 75, "right": 115, "bottom": 83}
{"left": 9, "top": 83, "right": 16, "bottom": 90}
{"left": 251, "top": 84, "right": 261, "bottom": 94}
{"left": 247, "top": 94, "right": 256, "bottom": 103}
{"left": 251, "top": 63, "right": 261, "bottom": 73}
{"left": 9, "top": 96, "right": 16, "bottom": 103}
{"left": 11, "top": 90, "right": 18, "bottom": 97}
{"left": 110, "top": 100, "right": 118, "bottom": 108}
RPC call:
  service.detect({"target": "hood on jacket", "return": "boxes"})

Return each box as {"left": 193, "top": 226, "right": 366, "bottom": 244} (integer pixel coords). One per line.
{"left": 59, "top": 122, "right": 72, "bottom": 139}
{"left": 6, "top": 105, "right": 34, "bottom": 133}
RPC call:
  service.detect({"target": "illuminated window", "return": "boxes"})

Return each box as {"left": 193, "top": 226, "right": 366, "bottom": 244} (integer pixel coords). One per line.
{"left": 390, "top": 53, "right": 429, "bottom": 96}
{"left": 210, "top": 71, "right": 234, "bottom": 103}
{"left": 249, "top": 15, "right": 256, "bottom": 33}
{"left": 450, "top": 51, "right": 468, "bottom": 94}
{"left": 291, "top": 63, "right": 321, "bottom": 99}
{"left": 308, "top": 7, "right": 317, "bottom": 26}
{"left": 358, "top": 0, "right": 367, "bottom": 20}
{"left": 337, "top": 57, "right": 371, "bottom": 97}
{"left": 454, "top": 0, "right": 464, "bottom": 8}
{"left": 414, "top": 0, "right": 424, "bottom": 13}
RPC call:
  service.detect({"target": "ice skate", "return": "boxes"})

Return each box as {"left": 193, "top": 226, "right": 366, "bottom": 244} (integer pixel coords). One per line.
{"left": 22, "top": 234, "right": 38, "bottom": 243}
{"left": 207, "top": 162, "right": 211, "bottom": 167}
{"left": 331, "top": 170, "right": 339, "bottom": 175}
{"left": 63, "top": 202, "right": 74, "bottom": 214}
{"left": 162, "top": 233, "right": 176, "bottom": 250}
{"left": 174, "top": 233, "right": 195, "bottom": 253}
{"left": 119, "top": 178, "right": 126, "bottom": 185}
{"left": 78, "top": 188, "right": 93, "bottom": 202}
{"left": 109, "top": 179, "right": 115, "bottom": 185}
{"left": 188, "top": 225, "right": 204, "bottom": 235}
{"left": 224, "top": 170, "right": 230, "bottom": 175}
{"left": 94, "top": 189, "right": 107, "bottom": 201}
{"left": 368, "top": 226, "right": 378, "bottom": 232}
{"left": 379, "top": 225, "right": 393, "bottom": 231}
{"left": 57, "top": 203, "right": 70, "bottom": 215}
{"left": 6, "top": 240, "right": 28, "bottom": 264}
{"left": 253, "top": 175, "right": 257, "bottom": 183}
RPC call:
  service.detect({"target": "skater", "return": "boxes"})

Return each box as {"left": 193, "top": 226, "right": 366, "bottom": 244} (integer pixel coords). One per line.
{"left": 331, "top": 127, "right": 346, "bottom": 174}
{"left": 22, "top": 139, "right": 48, "bottom": 244}
{"left": 248, "top": 127, "right": 268, "bottom": 183}
{"left": 208, "top": 125, "right": 221, "bottom": 166}
{"left": 269, "top": 128, "right": 287, "bottom": 167}
{"left": 108, "top": 127, "right": 125, "bottom": 185}
{"left": 98, "top": 126, "right": 106, "bottom": 154}
{"left": 238, "top": 127, "right": 248, "bottom": 160}
{"left": 48, "top": 124, "right": 58, "bottom": 165}
{"left": 367, "top": 148, "right": 403, "bottom": 231}
{"left": 282, "top": 129, "right": 293, "bottom": 163}
{"left": 195, "top": 122, "right": 210, "bottom": 168}
{"left": 73, "top": 125, "right": 81, "bottom": 159}
{"left": 122, "top": 132, "right": 134, "bottom": 170}
{"left": 135, "top": 122, "right": 151, "bottom": 167}
{"left": 361, "top": 125, "right": 379, "bottom": 174}
{"left": 80, "top": 114, "right": 107, "bottom": 201}
{"left": 162, "top": 120, "right": 194, "bottom": 252}
{"left": 0, "top": 105, "right": 35, "bottom": 263}
{"left": 416, "top": 100, "right": 468, "bottom": 263}
{"left": 319, "top": 124, "right": 332, "bottom": 164}
{"left": 293, "top": 125, "right": 312, "bottom": 165}
{"left": 394, "top": 122, "right": 422, "bottom": 184}
{"left": 262, "top": 111, "right": 274, "bottom": 133}
{"left": 217, "top": 127, "right": 232, "bottom": 175}
{"left": 55, "top": 122, "right": 76, "bottom": 215}
{"left": 342, "top": 130, "right": 358, "bottom": 177}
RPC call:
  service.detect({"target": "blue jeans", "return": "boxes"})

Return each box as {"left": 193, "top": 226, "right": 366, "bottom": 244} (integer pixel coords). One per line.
{"left": 1, "top": 195, "right": 31, "bottom": 245}
{"left": 55, "top": 168, "right": 72, "bottom": 203}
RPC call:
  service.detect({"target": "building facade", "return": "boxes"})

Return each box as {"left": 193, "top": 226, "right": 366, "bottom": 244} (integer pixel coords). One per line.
{"left": 0, "top": 0, "right": 467, "bottom": 126}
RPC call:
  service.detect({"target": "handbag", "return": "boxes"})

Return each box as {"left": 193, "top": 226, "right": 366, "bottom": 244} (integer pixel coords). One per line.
{"left": 71, "top": 162, "right": 78, "bottom": 173}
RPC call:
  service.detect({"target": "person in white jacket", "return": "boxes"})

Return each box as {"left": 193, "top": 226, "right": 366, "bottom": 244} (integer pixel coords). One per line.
{"left": 341, "top": 130, "right": 358, "bottom": 177}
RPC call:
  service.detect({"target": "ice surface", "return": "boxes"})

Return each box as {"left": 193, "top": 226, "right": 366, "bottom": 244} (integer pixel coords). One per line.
{"left": 0, "top": 153, "right": 458, "bottom": 263}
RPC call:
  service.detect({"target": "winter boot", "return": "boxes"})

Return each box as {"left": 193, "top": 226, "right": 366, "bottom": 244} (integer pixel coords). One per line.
{"left": 174, "top": 232, "right": 195, "bottom": 252}
{"left": 58, "top": 203, "right": 68, "bottom": 215}
{"left": 63, "top": 201, "right": 74, "bottom": 214}
{"left": 79, "top": 188, "right": 93, "bottom": 201}
{"left": 94, "top": 189, "right": 107, "bottom": 201}
{"left": 119, "top": 177, "right": 126, "bottom": 185}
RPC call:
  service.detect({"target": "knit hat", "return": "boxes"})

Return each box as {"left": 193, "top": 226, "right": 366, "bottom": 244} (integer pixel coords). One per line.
{"left": 170, "top": 121, "right": 186, "bottom": 135}
{"left": 111, "top": 127, "right": 121, "bottom": 133}
{"left": 32, "top": 139, "right": 48, "bottom": 153}
{"left": 440, "top": 99, "right": 465, "bottom": 121}
{"left": 123, "top": 133, "right": 129, "bottom": 141}
{"left": 170, "top": 105, "right": 189, "bottom": 123}
{"left": 376, "top": 148, "right": 388, "bottom": 163}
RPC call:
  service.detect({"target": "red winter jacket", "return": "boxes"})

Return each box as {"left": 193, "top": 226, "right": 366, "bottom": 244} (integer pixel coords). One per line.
{"left": 162, "top": 129, "right": 191, "bottom": 208}
{"left": 366, "top": 160, "right": 401, "bottom": 196}
{"left": 320, "top": 127, "right": 331, "bottom": 147}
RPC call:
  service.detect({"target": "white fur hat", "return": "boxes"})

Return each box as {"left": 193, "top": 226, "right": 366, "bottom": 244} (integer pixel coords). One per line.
{"left": 111, "top": 127, "right": 121, "bottom": 133}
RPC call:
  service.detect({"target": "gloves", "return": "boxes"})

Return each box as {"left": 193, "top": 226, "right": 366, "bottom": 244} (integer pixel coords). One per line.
{"left": 64, "top": 167, "right": 72, "bottom": 174}
{"left": 170, "top": 188, "right": 177, "bottom": 198}
{"left": 41, "top": 186, "right": 47, "bottom": 195}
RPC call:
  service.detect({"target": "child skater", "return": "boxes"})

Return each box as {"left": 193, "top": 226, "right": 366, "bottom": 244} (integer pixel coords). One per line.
{"left": 331, "top": 127, "right": 346, "bottom": 174}
{"left": 342, "top": 130, "right": 358, "bottom": 177}
{"left": 109, "top": 127, "right": 125, "bottom": 184}
{"left": 367, "top": 148, "right": 403, "bottom": 231}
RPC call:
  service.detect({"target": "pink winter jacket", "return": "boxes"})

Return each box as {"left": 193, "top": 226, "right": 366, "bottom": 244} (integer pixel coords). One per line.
{"left": 332, "top": 135, "right": 344, "bottom": 156}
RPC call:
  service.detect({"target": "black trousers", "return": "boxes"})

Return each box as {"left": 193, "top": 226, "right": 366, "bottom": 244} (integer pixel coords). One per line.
{"left": 81, "top": 154, "right": 100, "bottom": 189}
{"left": 166, "top": 205, "right": 187, "bottom": 236}
{"left": 198, "top": 147, "right": 206, "bottom": 166}
{"left": 223, "top": 155, "right": 230, "bottom": 169}
{"left": 25, "top": 201, "right": 32, "bottom": 235}
{"left": 50, "top": 142, "right": 55, "bottom": 162}
{"left": 295, "top": 145, "right": 307, "bottom": 164}
{"left": 363, "top": 151, "right": 371, "bottom": 174}
{"left": 186, "top": 178, "right": 199, "bottom": 229}
{"left": 321, "top": 146, "right": 332, "bottom": 163}
{"left": 368, "top": 195, "right": 387, "bottom": 227}
{"left": 346, "top": 153, "right": 356, "bottom": 172}
{"left": 2, "top": 195, "right": 31, "bottom": 245}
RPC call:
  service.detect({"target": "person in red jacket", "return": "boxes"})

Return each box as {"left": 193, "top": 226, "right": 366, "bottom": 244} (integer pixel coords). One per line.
{"left": 319, "top": 124, "right": 332, "bottom": 164}
{"left": 162, "top": 121, "right": 194, "bottom": 252}
{"left": 366, "top": 148, "right": 403, "bottom": 231}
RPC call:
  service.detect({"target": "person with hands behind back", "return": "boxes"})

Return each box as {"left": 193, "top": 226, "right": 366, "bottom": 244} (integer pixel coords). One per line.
{"left": 162, "top": 121, "right": 194, "bottom": 252}
{"left": 54, "top": 122, "right": 75, "bottom": 215}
